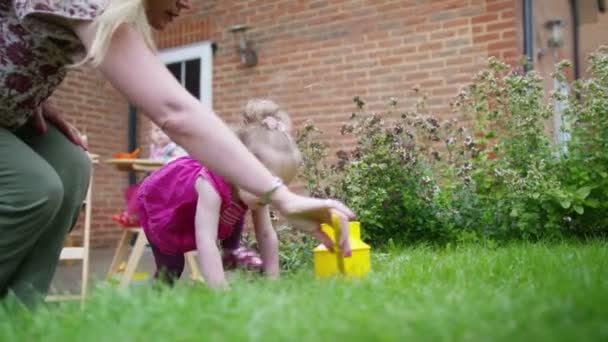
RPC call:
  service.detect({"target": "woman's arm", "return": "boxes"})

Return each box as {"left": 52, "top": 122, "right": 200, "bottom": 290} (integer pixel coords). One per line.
{"left": 70, "top": 21, "right": 287, "bottom": 201}
{"left": 69, "top": 20, "right": 357, "bottom": 247}
{"left": 252, "top": 206, "right": 280, "bottom": 278}
{"left": 194, "top": 178, "right": 228, "bottom": 288}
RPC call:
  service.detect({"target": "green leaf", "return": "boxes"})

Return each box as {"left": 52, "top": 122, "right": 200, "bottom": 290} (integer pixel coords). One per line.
{"left": 559, "top": 199, "right": 571, "bottom": 209}
{"left": 584, "top": 198, "right": 600, "bottom": 208}
{"left": 531, "top": 193, "right": 540, "bottom": 199}
{"left": 574, "top": 186, "right": 593, "bottom": 200}
{"left": 510, "top": 208, "right": 518, "bottom": 217}
{"left": 573, "top": 205, "right": 584, "bottom": 215}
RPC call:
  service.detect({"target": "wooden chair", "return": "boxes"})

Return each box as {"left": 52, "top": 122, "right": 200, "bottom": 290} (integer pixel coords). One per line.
{"left": 46, "top": 153, "right": 98, "bottom": 305}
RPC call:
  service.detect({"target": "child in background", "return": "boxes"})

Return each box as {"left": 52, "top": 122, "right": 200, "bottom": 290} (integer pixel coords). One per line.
{"left": 149, "top": 123, "right": 188, "bottom": 162}
{"left": 136, "top": 99, "right": 351, "bottom": 287}
{"left": 111, "top": 124, "right": 185, "bottom": 227}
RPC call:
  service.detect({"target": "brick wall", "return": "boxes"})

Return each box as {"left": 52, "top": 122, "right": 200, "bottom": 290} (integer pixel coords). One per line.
{"left": 206, "top": 0, "right": 521, "bottom": 148}
{"left": 57, "top": 0, "right": 522, "bottom": 247}
{"left": 579, "top": 8, "right": 608, "bottom": 78}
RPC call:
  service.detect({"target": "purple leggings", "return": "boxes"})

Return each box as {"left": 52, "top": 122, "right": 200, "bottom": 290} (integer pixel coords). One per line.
{"left": 149, "top": 218, "right": 244, "bottom": 285}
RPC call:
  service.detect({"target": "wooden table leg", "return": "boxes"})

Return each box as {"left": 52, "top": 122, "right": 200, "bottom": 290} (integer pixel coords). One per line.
{"left": 119, "top": 230, "right": 148, "bottom": 289}
{"left": 106, "top": 230, "right": 135, "bottom": 279}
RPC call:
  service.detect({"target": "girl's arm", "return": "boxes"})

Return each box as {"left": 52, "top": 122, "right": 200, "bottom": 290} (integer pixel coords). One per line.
{"left": 252, "top": 206, "right": 280, "bottom": 278}
{"left": 194, "top": 178, "right": 227, "bottom": 288}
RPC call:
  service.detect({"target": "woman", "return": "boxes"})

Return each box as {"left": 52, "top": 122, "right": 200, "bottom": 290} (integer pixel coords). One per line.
{"left": 0, "top": 0, "right": 354, "bottom": 306}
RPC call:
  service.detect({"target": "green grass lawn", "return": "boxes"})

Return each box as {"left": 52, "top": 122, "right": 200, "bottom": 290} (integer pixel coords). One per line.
{"left": 1, "top": 241, "right": 607, "bottom": 341}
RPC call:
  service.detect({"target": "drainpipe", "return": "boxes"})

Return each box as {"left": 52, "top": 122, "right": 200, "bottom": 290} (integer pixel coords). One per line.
{"left": 127, "top": 104, "right": 137, "bottom": 185}
{"left": 570, "top": 0, "right": 581, "bottom": 80}
{"left": 523, "top": 0, "right": 534, "bottom": 72}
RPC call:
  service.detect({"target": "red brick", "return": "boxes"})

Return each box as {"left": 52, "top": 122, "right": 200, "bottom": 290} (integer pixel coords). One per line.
{"left": 418, "top": 41, "right": 443, "bottom": 52}
{"left": 487, "top": 20, "right": 515, "bottom": 32}
{"left": 441, "top": 17, "right": 470, "bottom": 29}
{"left": 487, "top": 1, "right": 513, "bottom": 13}
{"left": 502, "top": 30, "right": 516, "bottom": 40}
{"left": 474, "top": 32, "right": 500, "bottom": 44}
{"left": 501, "top": 9, "right": 515, "bottom": 20}
{"left": 472, "top": 13, "right": 499, "bottom": 24}
{"left": 488, "top": 40, "right": 517, "bottom": 51}
{"left": 430, "top": 30, "right": 456, "bottom": 40}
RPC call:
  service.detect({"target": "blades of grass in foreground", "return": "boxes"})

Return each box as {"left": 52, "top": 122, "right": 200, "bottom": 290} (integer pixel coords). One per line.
{"left": 0, "top": 241, "right": 606, "bottom": 342}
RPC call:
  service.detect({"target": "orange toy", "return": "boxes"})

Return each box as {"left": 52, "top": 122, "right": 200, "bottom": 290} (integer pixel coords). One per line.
{"left": 114, "top": 148, "right": 141, "bottom": 159}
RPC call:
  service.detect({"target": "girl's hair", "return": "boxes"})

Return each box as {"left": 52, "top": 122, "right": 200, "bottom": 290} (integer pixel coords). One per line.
{"left": 85, "top": 0, "right": 155, "bottom": 66}
{"left": 236, "top": 99, "right": 302, "bottom": 184}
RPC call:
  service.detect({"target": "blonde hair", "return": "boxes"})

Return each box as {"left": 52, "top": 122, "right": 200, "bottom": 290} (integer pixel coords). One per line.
{"left": 85, "top": 0, "right": 155, "bottom": 66}
{"left": 236, "top": 99, "right": 302, "bottom": 184}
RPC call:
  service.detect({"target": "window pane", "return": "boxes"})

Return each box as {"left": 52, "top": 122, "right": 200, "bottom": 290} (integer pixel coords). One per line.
{"left": 185, "top": 58, "right": 201, "bottom": 99}
{"left": 167, "top": 62, "right": 182, "bottom": 83}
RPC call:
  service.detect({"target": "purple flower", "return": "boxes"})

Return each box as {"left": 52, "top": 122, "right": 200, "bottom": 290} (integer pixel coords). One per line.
{"left": 8, "top": 24, "right": 27, "bottom": 37}
{"left": 5, "top": 73, "right": 32, "bottom": 93}
{"left": 33, "top": 3, "right": 52, "bottom": 11}
{"left": 39, "top": 64, "right": 59, "bottom": 79}
{"left": 6, "top": 42, "right": 32, "bottom": 66}
{"left": 17, "top": 98, "right": 35, "bottom": 109}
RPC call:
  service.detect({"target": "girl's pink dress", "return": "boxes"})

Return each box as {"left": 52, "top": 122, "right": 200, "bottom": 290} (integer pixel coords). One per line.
{"left": 137, "top": 157, "right": 248, "bottom": 255}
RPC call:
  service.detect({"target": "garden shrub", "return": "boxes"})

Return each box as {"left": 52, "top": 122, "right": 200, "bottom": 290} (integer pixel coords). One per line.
{"left": 556, "top": 46, "right": 608, "bottom": 236}
{"left": 294, "top": 46, "right": 608, "bottom": 247}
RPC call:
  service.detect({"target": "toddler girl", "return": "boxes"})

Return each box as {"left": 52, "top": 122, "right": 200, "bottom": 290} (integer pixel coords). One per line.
{"left": 137, "top": 99, "right": 344, "bottom": 287}
{"left": 116, "top": 122, "right": 263, "bottom": 270}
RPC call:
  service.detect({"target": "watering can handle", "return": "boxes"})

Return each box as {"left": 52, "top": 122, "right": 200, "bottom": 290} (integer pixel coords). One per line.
{"left": 331, "top": 214, "right": 346, "bottom": 274}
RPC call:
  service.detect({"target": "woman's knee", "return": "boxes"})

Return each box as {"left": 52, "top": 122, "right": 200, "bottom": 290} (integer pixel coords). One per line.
{"left": 59, "top": 140, "right": 91, "bottom": 184}
{"left": 21, "top": 123, "right": 92, "bottom": 197}
{"left": 54, "top": 143, "right": 91, "bottom": 208}
{"left": 11, "top": 171, "right": 64, "bottom": 226}
{"left": 69, "top": 148, "right": 92, "bottom": 189}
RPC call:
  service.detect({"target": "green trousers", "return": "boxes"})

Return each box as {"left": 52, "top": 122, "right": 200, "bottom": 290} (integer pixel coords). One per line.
{"left": 0, "top": 121, "right": 91, "bottom": 307}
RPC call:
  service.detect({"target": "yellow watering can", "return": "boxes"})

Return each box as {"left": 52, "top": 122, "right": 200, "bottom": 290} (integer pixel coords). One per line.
{"left": 313, "top": 214, "right": 371, "bottom": 278}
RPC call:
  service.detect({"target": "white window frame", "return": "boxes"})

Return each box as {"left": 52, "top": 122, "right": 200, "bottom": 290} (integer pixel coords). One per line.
{"left": 158, "top": 41, "right": 213, "bottom": 106}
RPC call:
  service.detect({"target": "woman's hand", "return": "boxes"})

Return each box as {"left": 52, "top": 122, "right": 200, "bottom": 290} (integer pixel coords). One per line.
{"left": 34, "top": 101, "right": 88, "bottom": 150}
{"left": 272, "top": 189, "right": 354, "bottom": 257}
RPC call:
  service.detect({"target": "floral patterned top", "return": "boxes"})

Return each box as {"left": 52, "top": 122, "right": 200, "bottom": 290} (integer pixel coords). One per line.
{"left": 0, "top": 0, "right": 107, "bottom": 130}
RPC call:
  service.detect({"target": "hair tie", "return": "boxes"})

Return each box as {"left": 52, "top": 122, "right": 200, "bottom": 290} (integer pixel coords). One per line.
{"left": 261, "top": 116, "right": 286, "bottom": 132}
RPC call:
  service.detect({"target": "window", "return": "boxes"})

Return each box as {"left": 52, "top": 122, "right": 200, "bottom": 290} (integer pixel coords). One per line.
{"left": 158, "top": 41, "right": 214, "bottom": 106}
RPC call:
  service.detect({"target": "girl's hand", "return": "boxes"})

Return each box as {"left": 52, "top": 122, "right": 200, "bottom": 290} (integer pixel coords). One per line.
{"left": 273, "top": 190, "right": 354, "bottom": 257}
{"left": 34, "top": 101, "right": 88, "bottom": 150}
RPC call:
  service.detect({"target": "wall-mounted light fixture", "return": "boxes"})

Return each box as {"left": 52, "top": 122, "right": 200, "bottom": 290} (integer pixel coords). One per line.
{"left": 229, "top": 25, "right": 258, "bottom": 67}
{"left": 545, "top": 19, "right": 565, "bottom": 48}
